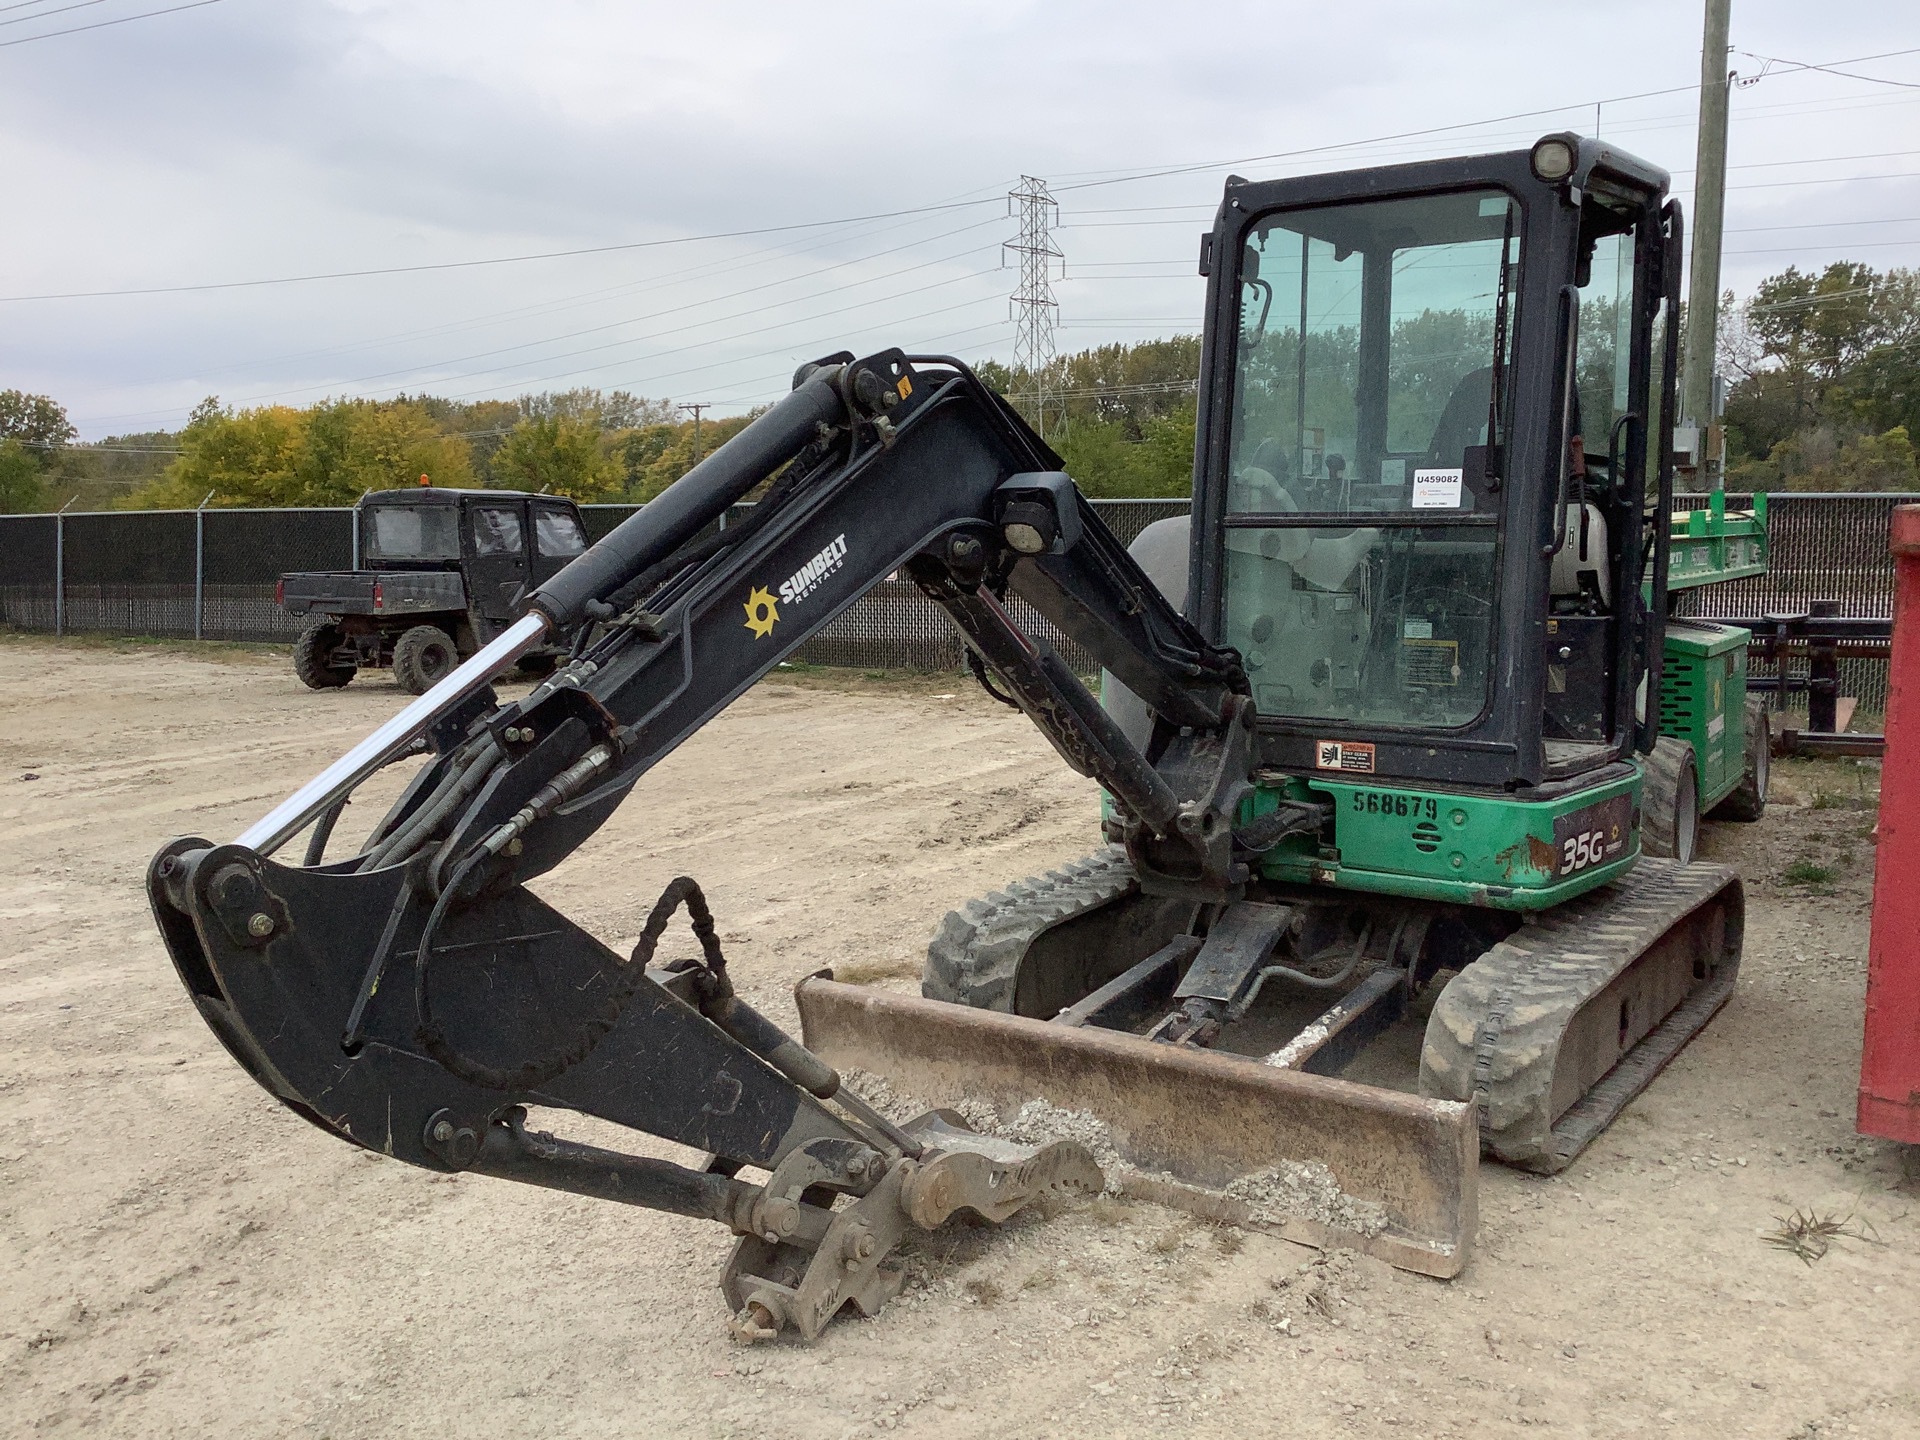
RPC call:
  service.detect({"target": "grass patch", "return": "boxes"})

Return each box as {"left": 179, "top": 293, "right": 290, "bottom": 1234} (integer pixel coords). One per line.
{"left": 1148, "top": 1222, "right": 1193, "bottom": 1255}
{"left": 1772, "top": 755, "right": 1882, "bottom": 811}
{"left": 962, "top": 1277, "right": 1003, "bottom": 1307}
{"left": 0, "top": 627, "right": 282, "bottom": 665}
{"left": 1782, "top": 858, "right": 1838, "bottom": 887}
{"left": 1811, "top": 791, "right": 1873, "bottom": 811}
{"left": 1083, "top": 1197, "right": 1135, "bottom": 1227}
{"left": 1211, "top": 1225, "right": 1246, "bottom": 1257}
{"left": 1763, "top": 1208, "right": 1881, "bottom": 1265}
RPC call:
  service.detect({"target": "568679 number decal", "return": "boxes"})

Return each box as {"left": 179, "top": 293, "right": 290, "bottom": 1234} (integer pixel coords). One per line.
{"left": 1349, "top": 790, "right": 1439, "bottom": 819}
{"left": 1549, "top": 792, "right": 1633, "bottom": 877}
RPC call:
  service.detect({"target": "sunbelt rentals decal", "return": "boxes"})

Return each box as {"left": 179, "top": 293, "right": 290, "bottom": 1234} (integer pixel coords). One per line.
{"left": 743, "top": 533, "right": 849, "bottom": 639}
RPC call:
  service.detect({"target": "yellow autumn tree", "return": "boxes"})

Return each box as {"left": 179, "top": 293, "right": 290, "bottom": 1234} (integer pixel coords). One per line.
{"left": 128, "top": 397, "right": 474, "bottom": 508}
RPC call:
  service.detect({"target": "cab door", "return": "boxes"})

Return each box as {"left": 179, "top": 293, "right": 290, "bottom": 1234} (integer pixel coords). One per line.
{"left": 530, "top": 501, "right": 589, "bottom": 588}
{"left": 464, "top": 498, "right": 530, "bottom": 624}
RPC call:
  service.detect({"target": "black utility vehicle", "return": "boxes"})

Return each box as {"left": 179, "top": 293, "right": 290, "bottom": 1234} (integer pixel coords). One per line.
{"left": 279, "top": 487, "right": 588, "bottom": 694}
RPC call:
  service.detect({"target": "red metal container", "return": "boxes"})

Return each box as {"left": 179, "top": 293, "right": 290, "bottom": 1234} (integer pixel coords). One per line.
{"left": 1860, "top": 504, "right": 1920, "bottom": 1142}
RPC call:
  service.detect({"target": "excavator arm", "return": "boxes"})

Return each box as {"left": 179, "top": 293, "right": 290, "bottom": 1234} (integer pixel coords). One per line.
{"left": 146, "top": 351, "right": 1259, "bottom": 1341}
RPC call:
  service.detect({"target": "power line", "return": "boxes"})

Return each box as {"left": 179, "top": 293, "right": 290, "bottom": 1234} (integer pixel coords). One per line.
{"left": 0, "top": 0, "right": 221, "bottom": 49}
{"left": 1736, "top": 48, "right": 1920, "bottom": 92}
{"left": 1726, "top": 240, "right": 1920, "bottom": 256}
{"left": 211, "top": 220, "right": 1006, "bottom": 409}
{"left": 328, "top": 243, "right": 1003, "bottom": 401}
{"left": 0, "top": 197, "right": 1002, "bottom": 303}
{"left": 429, "top": 283, "right": 1005, "bottom": 403}
{"left": 1730, "top": 216, "right": 1920, "bottom": 231}
{"left": 1046, "top": 46, "right": 1920, "bottom": 197}
{"left": 1732, "top": 170, "right": 1920, "bottom": 190}
{"left": 71, "top": 203, "right": 1001, "bottom": 428}
{"left": 210, "top": 203, "right": 983, "bottom": 380}
{"left": 0, "top": 0, "right": 108, "bottom": 30}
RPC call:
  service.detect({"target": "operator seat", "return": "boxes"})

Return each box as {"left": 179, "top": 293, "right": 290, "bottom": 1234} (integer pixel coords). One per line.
{"left": 1423, "top": 366, "right": 1493, "bottom": 470}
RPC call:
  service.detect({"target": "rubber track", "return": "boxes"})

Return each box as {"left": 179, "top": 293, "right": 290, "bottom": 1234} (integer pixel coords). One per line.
{"left": 1421, "top": 858, "right": 1742, "bottom": 1173}
{"left": 921, "top": 848, "right": 1138, "bottom": 1012}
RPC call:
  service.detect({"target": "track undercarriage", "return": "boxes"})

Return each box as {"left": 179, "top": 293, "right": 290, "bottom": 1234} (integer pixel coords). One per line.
{"left": 800, "top": 848, "right": 1741, "bottom": 1274}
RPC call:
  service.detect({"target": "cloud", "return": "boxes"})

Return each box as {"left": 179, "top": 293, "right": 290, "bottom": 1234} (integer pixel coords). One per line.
{"left": 0, "top": 0, "right": 1912, "bottom": 434}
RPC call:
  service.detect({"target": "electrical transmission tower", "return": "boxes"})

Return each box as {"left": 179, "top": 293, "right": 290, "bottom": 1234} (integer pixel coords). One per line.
{"left": 1005, "top": 176, "right": 1063, "bottom": 436}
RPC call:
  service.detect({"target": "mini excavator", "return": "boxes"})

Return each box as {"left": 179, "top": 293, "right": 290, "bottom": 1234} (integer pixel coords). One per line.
{"left": 151, "top": 133, "right": 1758, "bottom": 1337}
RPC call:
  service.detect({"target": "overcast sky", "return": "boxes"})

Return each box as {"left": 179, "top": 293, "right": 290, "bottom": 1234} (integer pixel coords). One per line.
{"left": 2, "top": 0, "right": 1915, "bottom": 440}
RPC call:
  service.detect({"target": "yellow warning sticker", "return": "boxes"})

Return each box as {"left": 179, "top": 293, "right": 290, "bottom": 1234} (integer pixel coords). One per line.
{"left": 1314, "top": 740, "right": 1375, "bottom": 774}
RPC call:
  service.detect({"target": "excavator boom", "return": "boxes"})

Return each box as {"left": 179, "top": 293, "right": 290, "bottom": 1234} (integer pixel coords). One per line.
{"left": 152, "top": 352, "right": 1473, "bottom": 1335}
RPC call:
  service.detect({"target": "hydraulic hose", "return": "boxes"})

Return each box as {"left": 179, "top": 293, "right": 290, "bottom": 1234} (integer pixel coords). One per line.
{"left": 530, "top": 371, "right": 849, "bottom": 630}
{"left": 356, "top": 738, "right": 503, "bottom": 873}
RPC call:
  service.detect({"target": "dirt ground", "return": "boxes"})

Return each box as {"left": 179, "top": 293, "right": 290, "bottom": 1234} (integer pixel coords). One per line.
{"left": 1, "top": 633, "right": 1916, "bottom": 1440}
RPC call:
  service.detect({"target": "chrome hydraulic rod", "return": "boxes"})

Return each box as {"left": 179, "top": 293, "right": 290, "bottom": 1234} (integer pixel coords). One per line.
{"left": 235, "top": 611, "right": 548, "bottom": 857}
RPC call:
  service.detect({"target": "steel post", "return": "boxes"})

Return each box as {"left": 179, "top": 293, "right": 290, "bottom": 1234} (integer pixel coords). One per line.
{"left": 1807, "top": 598, "right": 1840, "bottom": 735}
{"left": 193, "top": 506, "right": 206, "bottom": 642}
{"left": 1859, "top": 505, "right": 1920, "bottom": 1142}
{"left": 53, "top": 512, "right": 64, "bottom": 636}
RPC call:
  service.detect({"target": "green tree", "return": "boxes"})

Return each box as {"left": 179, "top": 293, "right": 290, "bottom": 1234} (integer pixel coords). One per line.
{"left": 0, "top": 440, "right": 47, "bottom": 513}
{"left": 1769, "top": 426, "right": 1920, "bottom": 493}
{"left": 1743, "top": 262, "right": 1881, "bottom": 428}
{"left": 296, "top": 398, "right": 474, "bottom": 499}
{"left": 129, "top": 397, "right": 474, "bottom": 508}
{"left": 0, "top": 390, "right": 76, "bottom": 452}
{"left": 0, "top": 390, "right": 73, "bottom": 512}
{"left": 610, "top": 412, "right": 758, "bottom": 501}
{"left": 490, "top": 412, "right": 619, "bottom": 500}
{"left": 1052, "top": 402, "right": 1197, "bottom": 499}
{"left": 1833, "top": 339, "right": 1920, "bottom": 440}
{"left": 1722, "top": 263, "right": 1919, "bottom": 487}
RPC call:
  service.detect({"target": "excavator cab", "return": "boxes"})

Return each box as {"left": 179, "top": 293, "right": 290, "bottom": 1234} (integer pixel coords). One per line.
{"left": 1185, "top": 134, "right": 1686, "bottom": 895}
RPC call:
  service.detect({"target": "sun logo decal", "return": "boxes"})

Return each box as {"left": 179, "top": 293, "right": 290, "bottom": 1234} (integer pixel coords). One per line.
{"left": 743, "top": 586, "right": 780, "bottom": 638}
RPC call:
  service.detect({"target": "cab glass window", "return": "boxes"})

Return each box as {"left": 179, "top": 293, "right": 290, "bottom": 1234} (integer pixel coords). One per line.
{"left": 366, "top": 505, "right": 459, "bottom": 561}
{"left": 1228, "top": 189, "right": 1519, "bottom": 516}
{"left": 1223, "top": 525, "right": 1496, "bottom": 729}
{"left": 471, "top": 505, "right": 524, "bottom": 557}
{"left": 534, "top": 506, "right": 587, "bottom": 558}
{"left": 1221, "top": 188, "right": 1515, "bottom": 731}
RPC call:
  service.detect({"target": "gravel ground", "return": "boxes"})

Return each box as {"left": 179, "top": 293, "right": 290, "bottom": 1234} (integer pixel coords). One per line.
{"left": 1, "top": 633, "right": 1915, "bottom": 1439}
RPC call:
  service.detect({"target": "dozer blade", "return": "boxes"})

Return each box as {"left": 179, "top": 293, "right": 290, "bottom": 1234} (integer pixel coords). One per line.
{"left": 795, "top": 976, "right": 1478, "bottom": 1277}
{"left": 1422, "top": 858, "right": 1744, "bottom": 1173}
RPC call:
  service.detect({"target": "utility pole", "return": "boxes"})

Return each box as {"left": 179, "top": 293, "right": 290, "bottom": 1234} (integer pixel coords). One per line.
{"left": 1005, "top": 176, "right": 1062, "bottom": 438}
{"left": 1681, "top": 0, "right": 1733, "bottom": 479}
{"left": 678, "top": 402, "right": 710, "bottom": 463}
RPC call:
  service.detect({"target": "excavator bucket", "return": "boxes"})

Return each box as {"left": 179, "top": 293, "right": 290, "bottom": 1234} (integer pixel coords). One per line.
{"left": 795, "top": 977, "right": 1478, "bottom": 1277}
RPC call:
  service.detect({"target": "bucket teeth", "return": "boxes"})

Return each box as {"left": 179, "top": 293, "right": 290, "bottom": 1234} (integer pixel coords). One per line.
{"left": 721, "top": 1112, "right": 1104, "bottom": 1344}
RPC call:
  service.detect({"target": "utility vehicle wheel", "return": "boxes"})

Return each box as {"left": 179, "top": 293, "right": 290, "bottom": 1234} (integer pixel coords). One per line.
{"left": 1708, "top": 695, "right": 1769, "bottom": 823}
{"left": 392, "top": 624, "right": 458, "bottom": 695}
{"left": 292, "top": 621, "right": 356, "bottom": 690}
{"left": 1641, "top": 736, "right": 1699, "bottom": 864}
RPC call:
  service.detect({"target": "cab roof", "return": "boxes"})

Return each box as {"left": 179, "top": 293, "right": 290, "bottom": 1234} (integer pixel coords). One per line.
{"left": 361, "top": 487, "right": 572, "bottom": 507}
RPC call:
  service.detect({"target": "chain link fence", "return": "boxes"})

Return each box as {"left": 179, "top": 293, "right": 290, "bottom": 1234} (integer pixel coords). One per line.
{"left": 1674, "top": 492, "right": 1904, "bottom": 717}
{"left": 0, "top": 495, "right": 1902, "bottom": 699}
